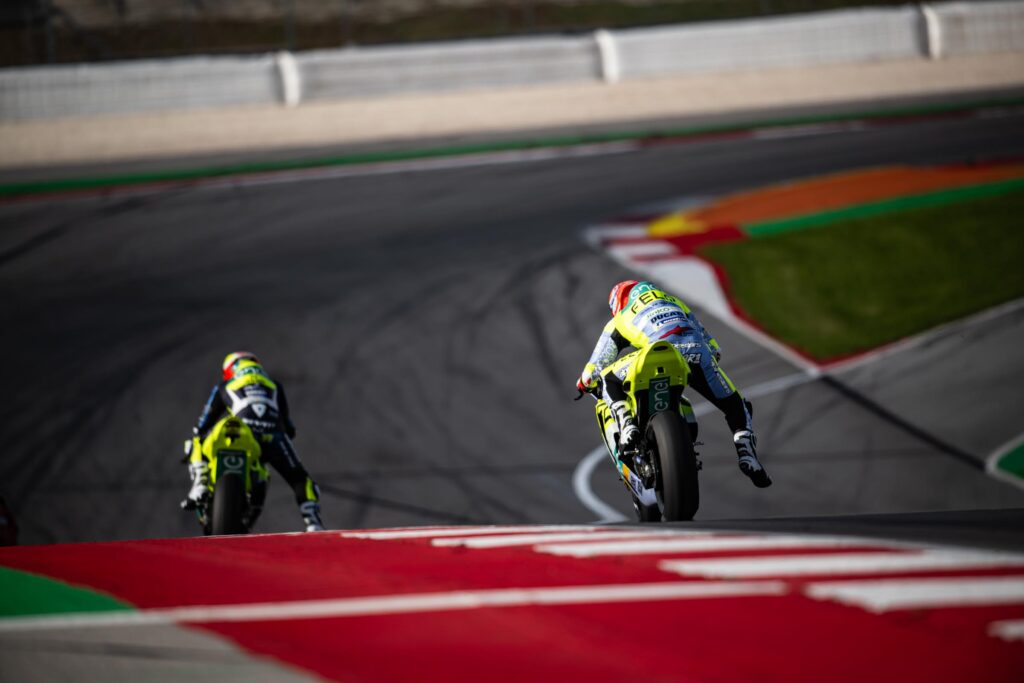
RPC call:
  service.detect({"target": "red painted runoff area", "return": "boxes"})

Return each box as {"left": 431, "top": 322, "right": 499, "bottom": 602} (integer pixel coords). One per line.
{"left": 2, "top": 528, "right": 1023, "bottom": 682}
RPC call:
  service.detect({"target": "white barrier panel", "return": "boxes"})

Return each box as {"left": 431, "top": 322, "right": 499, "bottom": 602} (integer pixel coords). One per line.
{"left": 297, "top": 35, "right": 599, "bottom": 102}
{"left": 934, "top": 1, "right": 1024, "bottom": 57}
{"left": 2, "top": 4, "right": 1024, "bottom": 122}
{"left": 612, "top": 7, "right": 924, "bottom": 79}
{"left": 0, "top": 54, "right": 279, "bottom": 122}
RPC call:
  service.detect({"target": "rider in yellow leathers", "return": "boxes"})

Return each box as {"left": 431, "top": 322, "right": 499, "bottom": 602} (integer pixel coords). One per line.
{"left": 182, "top": 352, "right": 326, "bottom": 531}
{"left": 577, "top": 280, "right": 771, "bottom": 488}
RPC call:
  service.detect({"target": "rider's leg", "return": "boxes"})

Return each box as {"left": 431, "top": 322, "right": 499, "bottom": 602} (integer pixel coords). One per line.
{"left": 602, "top": 372, "right": 639, "bottom": 449}
{"left": 685, "top": 349, "right": 771, "bottom": 488}
{"left": 261, "top": 434, "right": 326, "bottom": 531}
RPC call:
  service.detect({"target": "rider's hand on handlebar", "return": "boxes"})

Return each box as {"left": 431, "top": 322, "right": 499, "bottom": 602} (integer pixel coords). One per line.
{"left": 576, "top": 374, "right": 599, "bottom": 400}
{"left": 576, "top": 376, "right": 595, "bottom": 394}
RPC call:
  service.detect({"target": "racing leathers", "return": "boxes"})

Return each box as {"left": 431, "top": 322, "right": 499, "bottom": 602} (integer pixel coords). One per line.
{"left": 192, "top": 366, "right": 325, "bottom": 530}
{"left": 581, "top": 285, "right": 771, "bottom": 488}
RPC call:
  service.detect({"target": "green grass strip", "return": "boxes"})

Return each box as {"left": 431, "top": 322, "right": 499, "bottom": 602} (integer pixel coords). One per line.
{"left": 746, "top": 176, "right": 1024, "bottom": 237}
{"left": 699, "top": 188, "right": 1024, "bottom": 359}
{"left": 0, "top": 565, "right": 132, "bottom": 618}
{"left": 997, "top": 441, "right": 1024, "bottom": 480}
{"left": 2, "top": 94, "right": 1023, "bottom": 199}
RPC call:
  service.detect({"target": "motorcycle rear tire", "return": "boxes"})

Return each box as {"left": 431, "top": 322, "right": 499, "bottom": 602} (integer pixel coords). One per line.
{"left": 211, "top": 474, "right": 248, "bottom": 536}
{"left": 648, "top": 411, "right": 699, "bottom": 521}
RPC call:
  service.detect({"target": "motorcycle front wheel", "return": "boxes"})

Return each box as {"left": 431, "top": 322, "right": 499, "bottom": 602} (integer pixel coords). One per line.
{"left": 646, "top": 411, "right": 699, "bottom": 521}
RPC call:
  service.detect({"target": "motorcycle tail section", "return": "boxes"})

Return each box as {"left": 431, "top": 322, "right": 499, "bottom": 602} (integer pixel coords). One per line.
{"left": 187, "top": 416, "right": 267, "bottom": 535}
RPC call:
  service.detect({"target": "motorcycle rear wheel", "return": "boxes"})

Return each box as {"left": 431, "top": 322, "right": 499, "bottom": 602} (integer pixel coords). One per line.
{"left": 211, "top": 474, "right": 248, "bottom": 535}
{"left": 647, "top": 411, "right": 699, "bottom": 521}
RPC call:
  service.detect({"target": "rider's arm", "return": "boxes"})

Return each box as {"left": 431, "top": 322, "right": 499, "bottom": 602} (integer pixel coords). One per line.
{"left": 278, "top": 383, "right": 297, "bottom": 439}
{"left": 194, "top": 384, "right": 226, "bottom": 439}
{"left": 581, "top": 319, "right": 629, "bottom": 385}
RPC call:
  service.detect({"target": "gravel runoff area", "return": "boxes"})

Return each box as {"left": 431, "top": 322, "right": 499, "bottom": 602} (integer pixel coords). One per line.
{"left": 1, "top": 53, "right": 1023, "bottom": 170}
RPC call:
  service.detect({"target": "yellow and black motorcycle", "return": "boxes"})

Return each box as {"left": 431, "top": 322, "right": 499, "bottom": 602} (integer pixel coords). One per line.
{"left": 183, "top": 416, "right": 268, "bottom": 535}
{"left": 579, "top": 341, "right": 701, "bottom": 522}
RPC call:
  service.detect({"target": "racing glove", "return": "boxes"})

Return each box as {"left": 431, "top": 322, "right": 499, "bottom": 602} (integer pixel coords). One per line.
{"left": 576, "top": 365, "right": 599, "bottom": 394}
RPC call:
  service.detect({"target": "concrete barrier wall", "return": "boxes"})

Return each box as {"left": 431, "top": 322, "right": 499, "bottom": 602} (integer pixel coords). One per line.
{"left": 613, "top": 7, "right": 923, "bottom": 79}
{"left": 0, "top": 54, "right": 279, "bottom": 121}
{"left": 934, "top": 1, "right": 1024, "bottom": 57}
{"left": 1, "top": 1, "right": 1022, "bottom": 122}
{"left": 299, "top": 35, "right": 599, "bottom": 101}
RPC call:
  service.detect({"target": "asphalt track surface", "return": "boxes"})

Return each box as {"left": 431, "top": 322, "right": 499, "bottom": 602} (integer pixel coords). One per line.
{"left": 2, "top": 112, "right": 1024, "bottom": 545}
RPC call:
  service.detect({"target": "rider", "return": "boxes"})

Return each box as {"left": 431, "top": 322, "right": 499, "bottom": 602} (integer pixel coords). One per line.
{"left": 576, "top": 280, "right": 771, "bottom": 488}
{"left": 182, "top": 351, "right": 326, "bottom": 531}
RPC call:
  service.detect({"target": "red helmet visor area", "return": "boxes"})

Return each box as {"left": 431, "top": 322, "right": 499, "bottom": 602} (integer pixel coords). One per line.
{"left": 222, "top": 352, "right": 257, "bottom": 381}
{"left": 609, "top": 280, "right": 638, "bottom": 316}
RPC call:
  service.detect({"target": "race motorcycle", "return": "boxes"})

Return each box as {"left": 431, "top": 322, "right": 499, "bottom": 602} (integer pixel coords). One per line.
{"left": 577, "top": 341, "right": 701, "bottom": 522}
{"left": 182, "top": 415, "right": 268, "bottom": 535}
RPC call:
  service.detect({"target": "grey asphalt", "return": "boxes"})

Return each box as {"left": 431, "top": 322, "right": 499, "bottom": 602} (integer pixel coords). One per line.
{"left": 2, "top": 112, "right": 1024, "bottom": 545}
{"left": 0, "top": 623, "right": 318, "bottom": 682}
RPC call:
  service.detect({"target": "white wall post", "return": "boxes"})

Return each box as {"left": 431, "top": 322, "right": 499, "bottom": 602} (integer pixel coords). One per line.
{"left": 594, "top": 29, "right": 621, "bottom": 84}
{"left": 275, "top": 50, "right": 302, "bottom": 107}
{"left": 919, "top": 4, "right": 943, "bottom": 60}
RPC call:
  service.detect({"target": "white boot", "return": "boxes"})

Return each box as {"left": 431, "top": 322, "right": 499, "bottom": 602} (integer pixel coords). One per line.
{"left": 300, "top": 501, "right": 325, "bottom": 532}
{"left": 734, "top": 430, "right": 772, "bottom": 488}
{"left": 181, "top": 462, "right": 210, "bottom": 509}
{"left": 611, "top": 400, "right": 640, "bottom": 449}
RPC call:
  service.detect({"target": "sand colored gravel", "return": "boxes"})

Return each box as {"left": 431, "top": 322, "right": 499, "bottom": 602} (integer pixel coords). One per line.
{"left": 1, "top": 53, "right": 1023, "bottom": 170}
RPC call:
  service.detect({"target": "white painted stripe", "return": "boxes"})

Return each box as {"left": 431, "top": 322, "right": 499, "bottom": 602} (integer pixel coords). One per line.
{"left": 0, "top": 581, "right": 787, "bottom": 633}
{"left": 806, "top": 576, "right": 1024, "bottom": 612}
{"left": 341, "top": 525, "right": 595, "bottom": 540}
{"left": 582, "top": 225, "right": 649, "bottom": 249}
{"left": 205, "top": 143, "right": 639, "bottom": 193}
{"left": 751, "top": 122, "right": 866, "bottom": 140}
{"left": 989, "top": 619, "right": 1024, "bottom": 641}
{"left": 586, "top": 225, "right": 650, "bottom": 239}
{"left": 432, "top": 530, "right": 674, "bottom": 549}
{"left": 571, "top": 445, "right": 629, "bottom": 523}
{"left": 608, "top": 241, "right": 676, "bottom": 258}
{"left": 537, "top": 534, "right": 878, "bottom": 558}
{"left": 24, "top": 142, "right": 639, "bottom": 206}
{"left": 985, "top": 429, "right": 1024, "bottom": 492}
{"left": 659, "top": 550, "right": 1024, "bottom": 579}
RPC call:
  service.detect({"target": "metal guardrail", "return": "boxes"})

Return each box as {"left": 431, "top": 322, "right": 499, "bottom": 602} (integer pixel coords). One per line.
{"left": 1, "top": 1, "right": 1022, "bottom": 122}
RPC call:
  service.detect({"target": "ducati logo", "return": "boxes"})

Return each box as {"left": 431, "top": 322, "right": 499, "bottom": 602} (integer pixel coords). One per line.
{"left": 252, "top": 404, "right": 267, "bottom": 418}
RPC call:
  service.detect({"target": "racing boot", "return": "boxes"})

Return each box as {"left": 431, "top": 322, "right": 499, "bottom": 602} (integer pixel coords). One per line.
{"left": 734, "top": 430, "right": 772, "bottom": 488}
{"left": 610, "top": 400, "right": 640, "bottom": 450}
{"left": 180, "top": 462, "right": 210, "bottom": 510}
{"left": 300, "top": 501, "right": 325, "bottom": 532}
